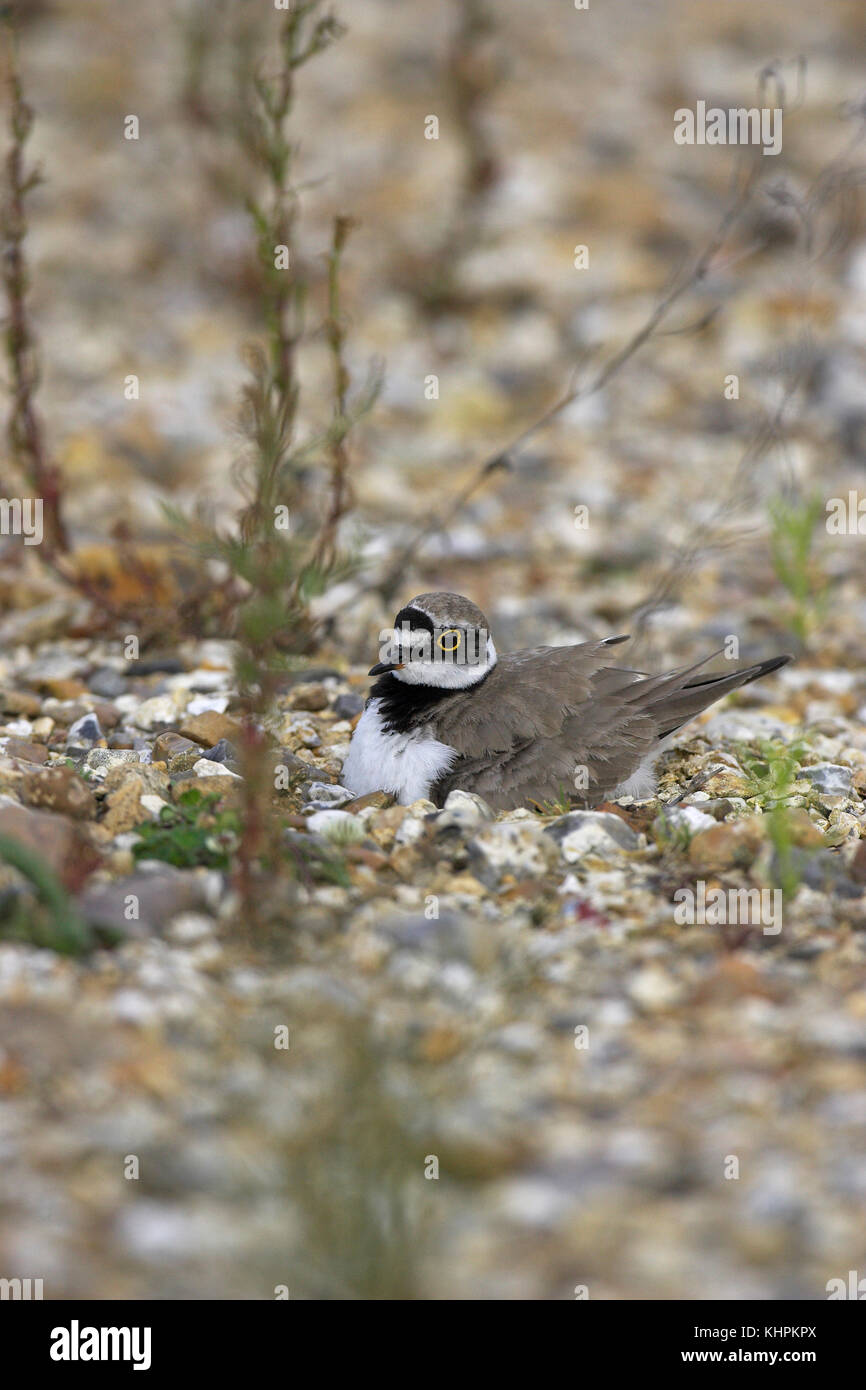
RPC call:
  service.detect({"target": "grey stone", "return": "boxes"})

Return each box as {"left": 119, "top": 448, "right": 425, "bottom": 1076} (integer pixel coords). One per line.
{"left": 127, "top": 657, "right": 185, "bottom": 676}
{"left": 88, "top": 667, "right": 128, "bottom": 698}
{"left": 546, "top": 810, "right": 640, "bottom": 859}
{"left": 435, "top": 789, "right": 496, "bottom": 832}
{"left": 306, "top": 809, "right": 365, "bottom": 840}
{"left": 273, "top": 750, "right": 322, "bottom": 784}
{"left": 381, "top": 909, "right": 491, "bottom": 964}
{"left": 66, "top": 712, "right": 103, "bottom": 750}
{"left": 77, "top": 868, "right": 219, "bottom": 938}
{"left": 192, "top": 758, "right": 242, "bottom": 780}
{"left": 653, "top": 805, "right": 716, "bottom": 837}
{"left": 801, "top": 763, "right": 853, "bottom": 797}
{"left": 468, "top": 820, "right": 558, "bottom": 886}
{"left": 303, "top": 782, "right": 353, "bottom": 810}
{"left": 201, "top": 738, "right": 239, "bottom": 767}
{"left": 333, "top": 692, "right": 364, "bottom": 719}
{"left": 83, "top": 749, "right": 143, "bottom": 778}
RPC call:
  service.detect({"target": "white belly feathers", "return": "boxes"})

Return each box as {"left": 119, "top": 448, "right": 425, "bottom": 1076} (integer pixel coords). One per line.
{"left": 341, "top": 699, "right": 457, "bottom": 805}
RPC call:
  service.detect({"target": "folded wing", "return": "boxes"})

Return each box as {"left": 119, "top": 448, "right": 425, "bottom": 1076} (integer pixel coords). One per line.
{"left": 430, "top": 640, "right": 790, "bottom": 810}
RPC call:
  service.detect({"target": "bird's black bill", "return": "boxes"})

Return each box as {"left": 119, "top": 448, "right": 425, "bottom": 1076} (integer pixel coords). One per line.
{"left": 369, "top": 661, "right": 403, "bottom": 676}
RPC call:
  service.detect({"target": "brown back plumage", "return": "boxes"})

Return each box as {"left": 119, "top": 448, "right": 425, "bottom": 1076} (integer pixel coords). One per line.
{"left": 422, "top": 639, "right": 791, "bottom": 811}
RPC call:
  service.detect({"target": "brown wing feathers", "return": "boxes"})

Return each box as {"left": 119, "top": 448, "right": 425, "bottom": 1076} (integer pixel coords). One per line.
{"left": 427, "top": 638, "right": 790, "bottom": 809}
{"left": 618, "top": 652, "right": 792, "bottom": 739}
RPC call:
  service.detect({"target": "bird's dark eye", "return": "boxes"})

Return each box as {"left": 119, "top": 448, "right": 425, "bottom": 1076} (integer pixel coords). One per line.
{"left": 437, "top": 628, "right": 462, "bottom": 653}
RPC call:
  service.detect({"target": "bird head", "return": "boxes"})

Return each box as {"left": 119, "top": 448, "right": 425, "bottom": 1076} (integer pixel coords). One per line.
{"left": 370, "top": 591, "right": 497, "bottom": 689}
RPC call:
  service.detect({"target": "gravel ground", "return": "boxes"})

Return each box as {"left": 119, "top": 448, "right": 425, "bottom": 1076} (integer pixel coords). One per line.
{"left": 1, "top": 0, "right": 866, "bottom": 1300}
{"left": 1, "top": 642, "right": 865, "bottom": 1299}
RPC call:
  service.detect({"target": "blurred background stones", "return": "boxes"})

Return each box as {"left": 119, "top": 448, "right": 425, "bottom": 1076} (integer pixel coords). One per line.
{"left": 1, "top": 0, "right": 866, "bottom": 1300}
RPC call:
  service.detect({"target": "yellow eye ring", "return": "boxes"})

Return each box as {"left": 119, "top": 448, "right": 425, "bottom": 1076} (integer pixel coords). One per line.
{"left": 437, "top": 628, "right": 462, "bottom": 652}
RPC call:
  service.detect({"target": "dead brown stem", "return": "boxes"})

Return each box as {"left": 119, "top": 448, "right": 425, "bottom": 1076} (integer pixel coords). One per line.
{"left": 1, "top": 20, "right": 67, "bottom": 553}
{"left": 310, "top": 213, "right": 356, "bottom": 575}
